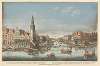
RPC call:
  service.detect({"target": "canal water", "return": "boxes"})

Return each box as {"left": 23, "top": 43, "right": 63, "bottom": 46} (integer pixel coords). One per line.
{"left": 2, "top": 44, "right": 97, "bottom": 61}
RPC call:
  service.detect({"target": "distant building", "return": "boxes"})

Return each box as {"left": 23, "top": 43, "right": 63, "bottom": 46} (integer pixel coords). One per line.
{"left": 72, "top": 31, "right": 97, "bottom": 45}
{"left": 2, "top": 26, "right": 15, "bottom": 49}
{"left": 2, "top": 26, "right": 32, "bottom": 50}
{"left": 63, "top": 35, "right": 72, "bottom": 44}
{"left": 72, "top": 32, "right": 83, "bottom": 45}
{"left": 88, "top": 32, "right": 97, "bottom": 42}
{"left": 12, "top": 27, "right": 31, "bottom": 49}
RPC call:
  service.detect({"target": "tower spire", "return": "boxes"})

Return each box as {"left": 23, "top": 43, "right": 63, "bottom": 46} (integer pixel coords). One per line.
{"left": 31, "top": 16, "right": 34, "bottom": 24}
{"left": 31, "top": 16, "right": 35, "bottom": 31}
{"left": 30, "top": 15, "right": 36, "bottom": 44}
{"left": 30, "top": 15, "right": 39, "bottom": 50}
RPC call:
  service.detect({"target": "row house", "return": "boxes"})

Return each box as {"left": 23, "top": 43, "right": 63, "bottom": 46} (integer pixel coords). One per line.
{"left": 2, "top": 26, "right": 15, "bottom": 49}
{"left": 88, "top": 32, "right": 97, "bottom": 42}
{"left": 72, "top": 31, "right": 97, "bottom": 45}
{"left": 2, "top": 26, "right": 31, "bottom": 50}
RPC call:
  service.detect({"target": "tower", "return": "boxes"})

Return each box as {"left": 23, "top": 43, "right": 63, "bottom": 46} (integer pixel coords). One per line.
{"left": 30, "top": 16, "right": 39, "bottom": 49}
{"left": 30, "top": 16, "right": 36, "bottom": 41}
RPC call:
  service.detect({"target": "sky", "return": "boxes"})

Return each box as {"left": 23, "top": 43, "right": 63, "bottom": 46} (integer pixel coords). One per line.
{"left": 3, "top": 2, "right": 97, "bottom": 37}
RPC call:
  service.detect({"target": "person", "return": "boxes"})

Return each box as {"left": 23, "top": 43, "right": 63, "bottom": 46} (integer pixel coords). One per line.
{"left": 61, "top": 48, "right": 64, "bottom": 53}
{"left": 47, "top": 51, "right": 55, "bottom": 59}
{"left": 84, "top": 50, "right": 88, "bottom": 59}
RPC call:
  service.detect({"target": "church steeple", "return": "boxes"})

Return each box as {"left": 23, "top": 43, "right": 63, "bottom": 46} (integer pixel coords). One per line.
{"left": 30, "top": 15, "right": 39, "bottom": 50}
{"left": 31, "top": 16, "right": 34, "bottom": 25}
{"left": 30, "top": 16, "right": 37, "bottom": 44}
{"left": 31, "top": 16, "right": 35, "bottom": 31}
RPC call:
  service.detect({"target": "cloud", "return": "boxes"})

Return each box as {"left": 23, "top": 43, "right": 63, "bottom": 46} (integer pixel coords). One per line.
{"left": 51, "top": 6, "right": 81, "bottom": 16}
{"left": 61, "top": 7, "right": 73, "bottom": 13}
{"left": 36, "top": 18, "right": 91, "bottom": 34}
{"left": 52, "top": 7, "right": 60, "bottom": 11}
{"left": 61, "top": 7, "right": 81, "bottom": 16}
{"left": 71, "top": 9, "right": 80, "bottom": 16}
